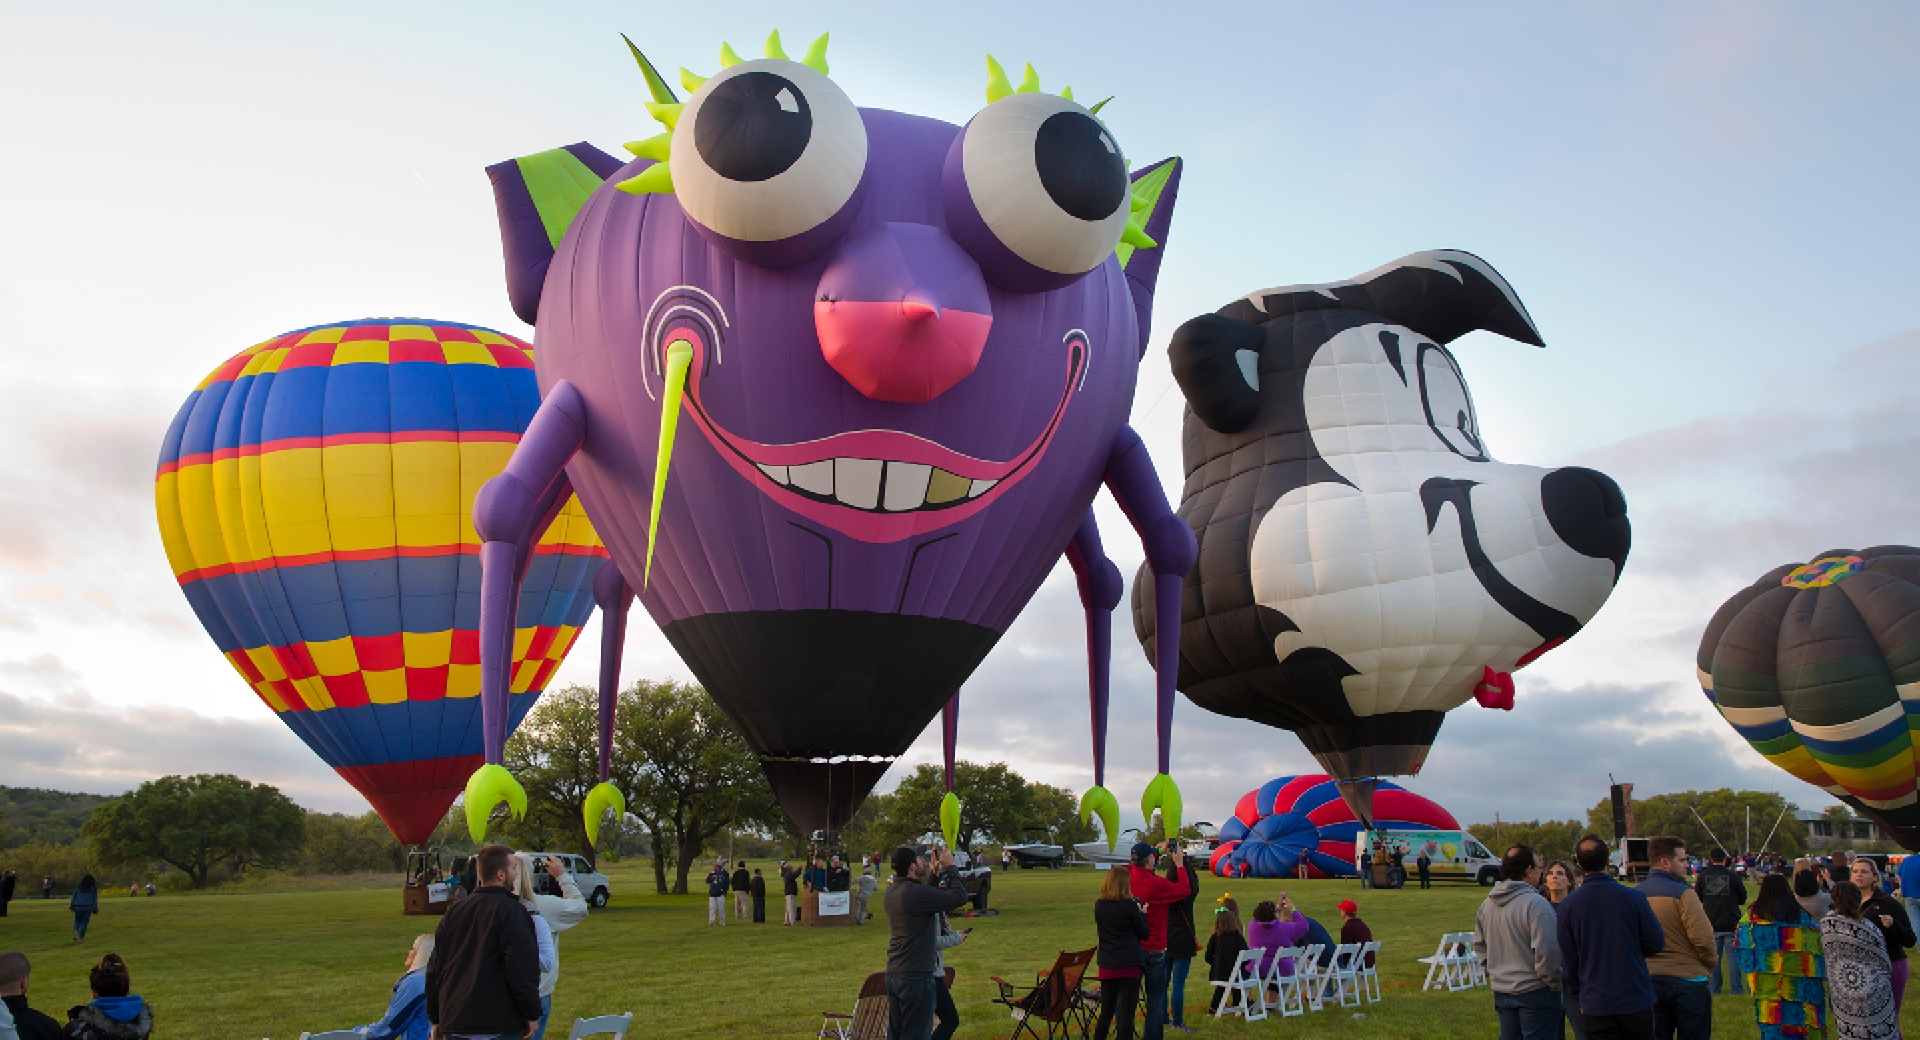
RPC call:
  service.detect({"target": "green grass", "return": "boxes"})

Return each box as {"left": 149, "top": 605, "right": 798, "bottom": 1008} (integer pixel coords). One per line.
{"left": 2, "top": 864, "right": 1915, "bottom": 1038}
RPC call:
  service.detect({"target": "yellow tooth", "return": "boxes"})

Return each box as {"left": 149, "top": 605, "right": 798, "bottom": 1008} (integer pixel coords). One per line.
{"left": 925, "top": 468, "right": 973, "bottom": 505}
{"left": 646, "top": 339, "right": 694, "bottom": 587}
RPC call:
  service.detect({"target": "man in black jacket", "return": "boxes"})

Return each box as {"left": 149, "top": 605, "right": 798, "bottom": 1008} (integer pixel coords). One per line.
{"left": 426, "top": 844, "right": 542, "bottom": 1039}
{"left": 1694, "top": 848, "right": 1747, "bottom": 996}
{"left": 749, "top": 868, "right": 767, "bottom": 923}
{"left": 885, "top": 845, "right": 969, "bottom": 1040}
{"left": 731, "top": 860, "right": 751, "bottom": 921}
{"left": 0, "top": 951, "right": 64, "bottom": 1040}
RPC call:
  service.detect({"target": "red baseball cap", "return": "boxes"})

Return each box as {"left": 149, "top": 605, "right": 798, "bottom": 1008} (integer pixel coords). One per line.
{"left": 1337, "top": 899, "right": 1358, "bottom": 914}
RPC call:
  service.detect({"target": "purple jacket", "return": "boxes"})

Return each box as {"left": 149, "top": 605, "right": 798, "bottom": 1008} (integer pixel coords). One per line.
{"left": 1247, "top": 916, "right": 1310, "bottom": 977}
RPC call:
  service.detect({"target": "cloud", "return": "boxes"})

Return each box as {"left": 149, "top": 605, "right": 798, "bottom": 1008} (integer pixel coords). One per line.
{"left": 0, "top": 688, "right": 365, "bottom": 814}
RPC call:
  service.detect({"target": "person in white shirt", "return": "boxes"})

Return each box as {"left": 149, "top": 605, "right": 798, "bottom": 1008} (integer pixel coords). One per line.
{"left": 511, "top": 854, "right": 588, "bottom": 1040}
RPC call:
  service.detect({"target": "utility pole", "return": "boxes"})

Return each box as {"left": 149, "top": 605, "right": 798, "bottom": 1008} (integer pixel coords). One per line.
{"left": 1495, "top": 812, "right": 1502, "bottom": 844}
{"left": 1745, "top": 806, "right": 1751, "bottom": 858}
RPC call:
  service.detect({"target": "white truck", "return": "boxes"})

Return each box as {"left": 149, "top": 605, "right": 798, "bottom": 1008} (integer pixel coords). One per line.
{"left": 1359, "top": 828, "right": 1502, "bottom": 886}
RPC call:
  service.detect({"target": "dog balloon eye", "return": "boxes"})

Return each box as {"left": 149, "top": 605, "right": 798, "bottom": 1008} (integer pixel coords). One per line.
{"left": 943, "top": 93, "right": 1132, "bottom": 292}
{"left": 1417, "top": 343, "right": 1488, "bottom": 461}
{"left": 671, "top": 59, "right": 867, "bottom": 263}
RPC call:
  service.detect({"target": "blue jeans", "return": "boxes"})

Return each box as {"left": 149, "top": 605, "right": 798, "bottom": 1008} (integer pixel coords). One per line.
{"left": 1494, "top": 988, "right": 1565, "bottom": 1040}
{"left": 1167, "top": 956, "right": 1191, "bottom": 1026}
{"left": 886, "top": 971, "right": 938, "bottom": 1040}
{"left": 1709, "top": 933, "right": 1743, "bottom": 995}
{"left": 1905, "top": 897, "right": 1920, "bottom": 949}
{"left": 1141, "top": 950, "right": 1168, "bottom": 1040}
{"left": 1360, "top": 868, "right": 1373, "bottom": 889}
{"left": 1650, "top": 976, "right": 1710, "bottom": 1040}
{"left": 530, "top": 993, "right": 552, "bottom": 1040}
{"left": 72, "top": 910, "right": 92, "bottom": 939}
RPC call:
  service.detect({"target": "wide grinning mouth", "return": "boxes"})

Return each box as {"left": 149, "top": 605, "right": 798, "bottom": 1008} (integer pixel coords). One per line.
{"left": 676, "top": 335, "right": 1088, "bottom": 542}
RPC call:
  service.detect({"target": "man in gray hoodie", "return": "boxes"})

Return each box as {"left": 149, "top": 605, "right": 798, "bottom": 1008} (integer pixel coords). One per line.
{"left": 1473, "top": 844, "right": 1564, "bottom": 1040}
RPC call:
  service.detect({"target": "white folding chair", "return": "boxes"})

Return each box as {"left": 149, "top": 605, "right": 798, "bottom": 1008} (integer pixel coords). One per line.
{"left": 297, "top": 1033, "right": 360, "bottom": 1040}
{"left": 1326, "top": 942, "right": 1364, "bottom": 1007}
{"left": 567, "top": 1013, "right": 634, "bottom": 1040}
{"left": 1418, "top": 933, "right": 1456, "bottom": 991}
{"left": 1359, "top": 940, "right": 1383, "bottom": 1003}
{"left": 1265, "top": 946, "right": 1308, "bottom": 1017}
{"left": 1296, "top": 943, "right": 1327, "bottom": 1011}
{"left": 1211, "top": 947, "right": 1267, "bottom": 1021}
{"left": 1463, "top": 934, "right": 1488, "bottom": 988}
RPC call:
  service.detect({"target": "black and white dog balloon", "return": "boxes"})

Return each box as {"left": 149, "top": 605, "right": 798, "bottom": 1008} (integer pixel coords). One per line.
{"left": 1133, "top": 251, "right": 1628, "bottom": 820}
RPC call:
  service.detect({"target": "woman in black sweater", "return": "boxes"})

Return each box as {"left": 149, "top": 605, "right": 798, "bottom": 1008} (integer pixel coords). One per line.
{"left": 1851, "top": 858, "right": 1918, "bottom": 1011}
{"left": 1093, "top": 866, "right": 1149, "bottom": 1040}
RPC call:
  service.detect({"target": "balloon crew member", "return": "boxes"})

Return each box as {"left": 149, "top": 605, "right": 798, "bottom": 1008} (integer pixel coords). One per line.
{"left": 1204, "top": 898, "right": 1248, "bottom": 1014}
{"left": 883, "top": 845, "right": 969, "bottom": 1040}
{"left": 731, "top": 861, "right": 751, "bottom": 921}
{"left": 780, "top": 862, "right": 800, "bottom": 926}
{"left": 750, "top": 868, "right": 767, "bottom": 924}
{"left": 1127, "top": 842, "right": 1192, "bottom": 1040}
{"left": 705, "top": 861, "right": 730, "bottom": 927}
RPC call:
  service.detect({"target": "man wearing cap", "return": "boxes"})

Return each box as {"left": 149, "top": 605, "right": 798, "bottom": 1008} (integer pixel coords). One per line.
{"left": 1338, "top": 900, "right": 1374, "bottom": 967}
{"left": 1128, "top": 842, "right": 1192, "bottom": 1040}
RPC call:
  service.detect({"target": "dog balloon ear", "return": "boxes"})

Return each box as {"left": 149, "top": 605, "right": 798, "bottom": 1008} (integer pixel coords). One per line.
{"left": 1168, "top": 313, "right": 1265, "bottom": 433}
{"left": 1235, "top": 249, "right": 1545, "bottom": 348}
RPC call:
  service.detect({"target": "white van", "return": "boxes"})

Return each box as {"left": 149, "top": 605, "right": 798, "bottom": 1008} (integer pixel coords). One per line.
{"left": 1359, "top": 829, "right": 1502, "bottom": 885}
{"left": 521, "top": 851, "right": 613, "bottom": 907}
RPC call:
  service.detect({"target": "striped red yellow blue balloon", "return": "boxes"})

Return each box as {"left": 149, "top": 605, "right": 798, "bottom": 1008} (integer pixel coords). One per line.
{"left": 154, "top": 319, "right": 606, "bottom": 843}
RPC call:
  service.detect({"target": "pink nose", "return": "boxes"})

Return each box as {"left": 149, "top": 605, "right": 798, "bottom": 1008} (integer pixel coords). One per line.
{"left": 814, "top": 222, "right": 994, "bottom": 404}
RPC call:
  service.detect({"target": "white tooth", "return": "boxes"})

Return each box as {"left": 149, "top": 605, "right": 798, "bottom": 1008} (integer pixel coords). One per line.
{"left": 834, "top": 458, "right": 883, "bottom": 509}
{"left": 789, "top": 460, "right": 834, "bottom": 496}
{"left": 882, "top": 462, "right": 932, "bottom": 512}
{"left": 758, "top": 464, "right": 789, "bottom": 486}
{"left": 969, "top": 478, "right": 998, "bottom": 498}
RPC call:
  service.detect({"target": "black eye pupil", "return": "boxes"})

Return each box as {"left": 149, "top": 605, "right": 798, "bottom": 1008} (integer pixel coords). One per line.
{"left": 1033, "top": 111, "right": 1128, "bottom": 221}
{"left": 694, "top": 71, "right": 812, "bottom": 183}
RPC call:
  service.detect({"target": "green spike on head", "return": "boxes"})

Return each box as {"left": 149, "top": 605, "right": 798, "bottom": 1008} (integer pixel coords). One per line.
{"left": 984, "top": 55, "right": 1013, "bottom": 104}
{"left": 679, "top": 68, "right": 707, "bottom": 93}
{"left": 1016, "top": 62, "right": 1041, "bottom": 94}
{"left": 583, "top": 781, "right": 627, "bottom": 848}
{"left": 719, "top": 42, "right": 744, "bottom": 68}
{"left": 645, "top": 101, "right": 684, "bottom": 129}
{"left": 802, "top": 33, "right": 830, "bottom": 75}
{"left": 1079, "top": 785, "right": 1122, "bottom": 850}
{"left": 464, "top": 763, "right": 528, "bottom": 842}
{"left": 624, "top": 132, "right": 672, "bottom": 161}
{"left": 1141, "top": 773, "right": 1184, "bottom": 838}
{"left": 616, "top": 162, "right": 674, "bottom": 195}
{"left": 1061, "top": 85, "right": 1073, "bottom": 101}
{"left": 940, "top": 791, "right": 961, "bottom": 850}
{"left": 1090, "top": 96, "right": 1113, "bottom": 115}
{"left": 645, "top": 339, "right": 695, "bottom": 586}
{"left": 764, "top": 29, "right": 788, "bottom": 60}
{"left": 621, "top": 35, "right": 679, "bottom": 105}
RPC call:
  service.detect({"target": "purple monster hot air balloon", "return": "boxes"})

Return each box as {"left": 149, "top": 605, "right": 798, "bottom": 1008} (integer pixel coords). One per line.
{"left": 462, "top": 32, "right": 1195, "bottom": 842}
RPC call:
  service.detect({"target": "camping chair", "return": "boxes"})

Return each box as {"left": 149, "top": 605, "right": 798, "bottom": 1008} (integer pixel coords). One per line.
{"left": 1211, "top": 946, "right": 1267, "bottom": 1022}
{"left": 1326, "top": 943, "right": 1364, "bottom": 1007}
{"left": 567, "top": 1013, "right": 634, "bottom": 1040}
{"left": 821, "top": 972, "right": 888, "bottom": 1040}
{"left": 991, "top": 947, "right": 1095, "bottom": 1040}
{"left": 1359, "top": 940, "right": 1383, "bottom": 1003}
{"left": 1264, "top": 946, "right": 1308, "bottom": 1017}
{"left": 1295, "top": 943, "right": 1327, "bottom": 1011}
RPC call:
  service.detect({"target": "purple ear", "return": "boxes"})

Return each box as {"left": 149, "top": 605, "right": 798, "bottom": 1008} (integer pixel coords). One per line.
{"left": 487, "top": 143, "right": 624, "bottom": 325}
{"left": 940, "top": 127, "right": 1091, "bottom": 294}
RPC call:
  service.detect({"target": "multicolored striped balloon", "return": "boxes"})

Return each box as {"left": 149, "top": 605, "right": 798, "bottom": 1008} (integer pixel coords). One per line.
{"left": 154, "top": 319, "right": 607, "bottom": 844}
{"left": 1699, "top": 546, "right": 1920, "bottom": 849}
{"left": 1210, "top": 773, "right": 1458, "bottom": 878}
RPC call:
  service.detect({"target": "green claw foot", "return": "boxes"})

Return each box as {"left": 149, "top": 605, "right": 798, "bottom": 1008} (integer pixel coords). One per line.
{"left": 583, "top": 781, "right": 627, "bottom": 848}
{"left": 940, "top": 791, "right": 961, "bottom": 850}
{"left": 1080, "top": 786, "right": 1122, "bottom": 850}
{"left": 464, "top": 763, "right": 528, "bottom": 841}
{"left": 1141, "top": 773, "right": 1184, "bottom": 840}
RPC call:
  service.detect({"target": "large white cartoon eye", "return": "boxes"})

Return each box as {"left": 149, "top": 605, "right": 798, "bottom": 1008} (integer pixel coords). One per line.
{"left": 942, "top": 93, "right": 1131, "bottom": 291}
{"left": 671, "top": 58, "right": 867, "bottom": 249}
{"left": 1418, "top": 342, "right": 1488, "bottom": 461}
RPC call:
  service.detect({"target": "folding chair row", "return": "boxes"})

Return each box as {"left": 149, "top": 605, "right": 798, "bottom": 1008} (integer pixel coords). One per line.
{"left": 1418, "top": 932, "right": 1482, "bottom": 992}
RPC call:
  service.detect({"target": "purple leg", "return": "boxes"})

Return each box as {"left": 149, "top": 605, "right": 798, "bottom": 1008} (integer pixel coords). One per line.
{"left": 591, "top": 560, "right": 633, "bottom": 784}
{"left": 1104, "top": 425, "right": 1196, "bottom": 775}
{"left": 1063, "top": 509, "right": 1122, "bottom": 788}
{"left": 474, "top": 380, "right": 589, "bottom": 764}
{"left": 941, "top": 693, "right": 959, "bottom": 792}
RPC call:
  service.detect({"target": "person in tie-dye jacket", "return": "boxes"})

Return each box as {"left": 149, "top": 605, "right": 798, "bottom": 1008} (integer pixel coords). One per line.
{"left": 1734, "top": 873, "right": 1826, "bottom": 1040}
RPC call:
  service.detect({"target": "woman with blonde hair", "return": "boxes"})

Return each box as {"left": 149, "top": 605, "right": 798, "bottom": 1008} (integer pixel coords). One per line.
{"left": 1848, "top": 858, "right": 1915, "bottom": 1013}
{"left": 356, "top": 936, "right": 435, "bottom": 1040}
{"left": 508, "top": 855, "right": 566, "bottom": 1039}
{"left": 1093, "top": 866, "right": 1149, "bottom": 1040}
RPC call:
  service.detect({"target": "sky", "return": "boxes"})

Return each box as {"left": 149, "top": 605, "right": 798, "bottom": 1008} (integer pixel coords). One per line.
{"left": 1, "top": 0, "right": 1916, "bottom": 834}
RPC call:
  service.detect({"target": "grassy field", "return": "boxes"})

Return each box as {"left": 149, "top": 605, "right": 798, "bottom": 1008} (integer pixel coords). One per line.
{"left": 1, "top": 863, "right": 1914, "bottom": 1038}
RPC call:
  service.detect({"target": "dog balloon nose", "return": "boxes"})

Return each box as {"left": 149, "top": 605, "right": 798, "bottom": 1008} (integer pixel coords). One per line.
{"left": 901, "top": 291, "right": 941, "bottom": 321}
{"left": 1540, "top": 466, "right": 1631, "bottom": 578}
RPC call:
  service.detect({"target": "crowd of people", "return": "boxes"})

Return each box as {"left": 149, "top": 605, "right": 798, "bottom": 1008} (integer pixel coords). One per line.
{"left": 1472, "top": 835, "right": 1917, "bottom": 1040}
{"left": 0, "top": 950, "right": 153, "bottom": 1040}
{"left": 698, "top": 853, "right": 883, "bottom": 927}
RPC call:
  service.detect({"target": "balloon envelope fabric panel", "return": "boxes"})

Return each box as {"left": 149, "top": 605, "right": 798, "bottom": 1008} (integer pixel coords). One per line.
{"left": 1210, "top": 773, "right": 1459, "bottom": 879}
{"left": 155, "top": 319, "right": 607, "bottom": 844}
{"left": 1699, "top": 546, "right": 1920, "bottom": 850}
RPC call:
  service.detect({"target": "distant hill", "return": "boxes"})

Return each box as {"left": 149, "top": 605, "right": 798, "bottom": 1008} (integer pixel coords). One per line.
{"left": 0, "top": 786, "right": 118, "bottom": 849}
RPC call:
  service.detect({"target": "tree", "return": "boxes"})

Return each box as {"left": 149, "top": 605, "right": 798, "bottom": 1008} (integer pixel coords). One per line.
{"left": 617, "top": 680, "right": 783, "bottom": 895}
{"left": 1466, "top": 820, "right": 1587, "bottom": 864}
{"left": 842, "top": 762, "right": 1094, "bottom": 857}
{"left": 82, "top": 774, "right": 307, "bottom": 888}
{"left": 299, "top": 812, "right": 404, "bottom": 874}
{"left": 1028, "top": 782, "right": 1097, "bottom": 848}
{"left": 1581, "top": 788, "right": 1808, "bottom": 858}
